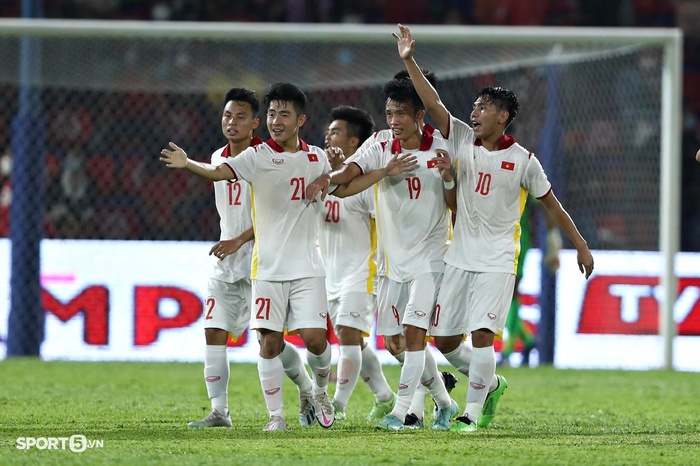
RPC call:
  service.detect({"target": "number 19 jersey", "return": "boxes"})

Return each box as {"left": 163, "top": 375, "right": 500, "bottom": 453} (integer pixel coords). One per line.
{"left": 346, "top": 131, "right": 450, "bottom": 283}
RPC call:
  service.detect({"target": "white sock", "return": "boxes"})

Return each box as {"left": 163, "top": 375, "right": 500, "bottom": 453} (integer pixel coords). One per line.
{"left": 408, "top": 383, "right": 427, "bottom": 420}
{"left": 391, "top": 350, "right": 425, "bottom": 420}
{"left": 443, "top": 341, "right": 473, "bottom": 377}
{"left": 360, "top": 344, "right": 393, "bottom": 403}
{"left": 204, "top": 345, "right": 229, "bottom": 415}
{"left": 279, "top": 342, "right": 313, "bottom": 395}
{"left": 465, "top": 346, "right": 496, "bottom": 421}
{"left": 333, "top": 345, "right": 362, "bottom": 410}
{"left": 423, "top": 349, "right": 451, "bottom": 409}
{"left": 257, "top": 356, "right": 284, "bottom": 417}
{"left": 306, "top": 342, "right": 332, "bottom": 395}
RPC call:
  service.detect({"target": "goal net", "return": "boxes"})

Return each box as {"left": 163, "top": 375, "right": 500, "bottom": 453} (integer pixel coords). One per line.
{"left": 0, "top": 20, "right": 683, "bottom": 366}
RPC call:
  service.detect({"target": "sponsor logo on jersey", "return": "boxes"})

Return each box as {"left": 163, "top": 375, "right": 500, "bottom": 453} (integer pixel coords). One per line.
{"left": 272, "top": 158, "right": 284, "bottom": 165}
{"left": 501, "top": 161, "right": 515, "bottom": 171}
{"left": 350, "top": 312, "right": 360, "bottom": 318}
{"left": 307, "top": 153, "right": 318, "bottom": 162}
{"left": 415, "top": 311, "right": 426, "bottom": 317}
{"left": 319, "top": 312, "right": 327, "bottom": 319}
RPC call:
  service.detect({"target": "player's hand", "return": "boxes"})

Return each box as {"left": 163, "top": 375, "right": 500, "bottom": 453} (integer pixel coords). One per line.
{"left": 209, "top": 239, "right": 242, "bottom": 261}
{"left": 384, "top": 153, "right": 418, "bottom": 177}
{"left": 159, "top": 142, "right": 188, "bottom": 169}
{"left": 544, "top": 229, "right": 562, "bottom": 273}
{"left": 430, "top": 149, "right": 453, "bottom": 182}
{"left": 306, "top": 173, "right": 331, "bottom": 203}
{"left": 325, "top": 146, "right": 345, "bottom": 171}
{"left": 392, "top": 23, "right": 416, "bottom": 61}
{"left": 577, "top": 247, "right": 594, "bottom": 279}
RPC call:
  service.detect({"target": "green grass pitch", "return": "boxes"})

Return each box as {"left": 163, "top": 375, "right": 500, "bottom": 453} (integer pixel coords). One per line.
{"left": 1, "top": 358, "right": 698, "bottom": 465}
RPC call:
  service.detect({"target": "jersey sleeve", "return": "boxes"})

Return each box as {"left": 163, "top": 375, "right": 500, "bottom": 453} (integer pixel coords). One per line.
{"left": 522, "top": 154, "right": 552, "bottom": 199}
{"left": 346, "top": 142, "right": 383, "bottom": 174}
{"left": 445, "top": 114, "right": 474, "bottom": 169}
{"left": 222, "top": 146, "right": 257, "bottom": 182}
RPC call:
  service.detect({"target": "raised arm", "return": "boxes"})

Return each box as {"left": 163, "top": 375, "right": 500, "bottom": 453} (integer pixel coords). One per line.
{"left": 160, "top": 142, "right": 234, "bottom": 181}
{"left": 538, "top": 191, "right": 594, "bottom": 279}
{"left": 393, "top": 24, "right": 450, "bottom": 137}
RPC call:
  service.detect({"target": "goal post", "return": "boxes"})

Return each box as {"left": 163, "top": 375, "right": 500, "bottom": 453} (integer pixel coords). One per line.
{"left": 0, "top": 19, "right": 683, "bottom": 367}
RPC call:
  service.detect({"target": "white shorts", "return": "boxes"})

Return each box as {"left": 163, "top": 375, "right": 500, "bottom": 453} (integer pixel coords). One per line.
{"left": 328, "top": 291, "right": 375, "bottom": 336}
{"left": 250, "top": 277, "right": 328, "bottom": 334}
{"left": 431, "top": 265, "right": 515, "bottom": 337}
{"left": 204, "top": 278, "right": 251, "bottom": 339}
{"left": 376, "top": 273, "right": 442, "bottom": 336}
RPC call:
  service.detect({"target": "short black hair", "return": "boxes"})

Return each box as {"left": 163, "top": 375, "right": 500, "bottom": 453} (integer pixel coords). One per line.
{"left": 476, "top": 86, "right": 520, "bottom": 127}
{"left": 264, "top": 82, "right": 306, "bottom": 116}
{"left": 383, "top": 78, "right": 424, "bottom": 113}
{"left": 329, "top": 106, "right": 375, "bottom": 145}
{"left": 393, "top": 68, "right": 438, "bottom": 88}
{"left": 224, "top": 88, "right": 260, "bottom": 115}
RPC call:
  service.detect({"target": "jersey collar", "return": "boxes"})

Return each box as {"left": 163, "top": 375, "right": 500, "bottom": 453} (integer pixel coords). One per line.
{"left": 391, "top": 126, "right": 435, "bottom": 154}
{"left": 475, "top": 134, "right": 516, "bottom": 150}
{"left": 222, "top": 136, "right": 264, "bottom": 157}
{"left": 267, "top": 137, "right": 310, "bottom": 153}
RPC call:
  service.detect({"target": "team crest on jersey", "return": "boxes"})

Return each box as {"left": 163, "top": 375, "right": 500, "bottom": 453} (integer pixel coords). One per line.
{"left": 272, "top": 158, "right": 284, "bottom": 165}
{"left": 427, "top": 159, "right": 438, "bottom": 168}
{"left": 307, "top": 153, "right": 318, "bottom": 162}
{"left": 501, "top": 161, "right": 515, "bottom": 171}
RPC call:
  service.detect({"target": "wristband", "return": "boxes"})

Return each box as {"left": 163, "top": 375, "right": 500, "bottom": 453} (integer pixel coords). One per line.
{"left": 443, "top": 179, "right": 455, "bottom": 189}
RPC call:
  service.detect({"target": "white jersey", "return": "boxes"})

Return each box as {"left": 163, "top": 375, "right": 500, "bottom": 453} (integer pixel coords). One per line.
{"left": 209, "top": 138, "right": 262, "bottom": 283}
{"left": 443, "top": 114, "right": 551, "bottom": 274}
{"left": 346, "top": 130, "right": 450, "bottom": 282}
{"left": 320, "top": 188, "right": 376, "bottom": 300}
{"left": 224, "top": 138, "right": 331, "bottom": 281}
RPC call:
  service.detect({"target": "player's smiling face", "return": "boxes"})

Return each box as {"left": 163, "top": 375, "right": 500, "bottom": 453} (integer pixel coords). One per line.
{"left": 385, "top": 99, "right": 421, "bottom": 142}
{"left": 266, "top": 100, "right": 306, "bottom": 151}
{"left": 221, "top": 100, "right": 259, "bottom": 143}
{"left": 470, "top": 96, "right": 508, "bottom": 141}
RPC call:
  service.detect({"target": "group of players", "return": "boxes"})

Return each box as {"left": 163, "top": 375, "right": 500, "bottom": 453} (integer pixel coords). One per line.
{"left": 158, "top": 24, "right": 595, "bottom": 433}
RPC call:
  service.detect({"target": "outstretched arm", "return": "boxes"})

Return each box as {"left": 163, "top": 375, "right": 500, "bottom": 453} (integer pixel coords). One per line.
{"left": 393, "top": 24, "right": 450, "bottom": 137}
{"left": 333, "top": 153, "right": 418, "bottom": 198}
{"left": 539, "top": 191, "right": 594, "bottom": 279}
{"left": 160, "top": 142, "right": 234, "bottom": 181}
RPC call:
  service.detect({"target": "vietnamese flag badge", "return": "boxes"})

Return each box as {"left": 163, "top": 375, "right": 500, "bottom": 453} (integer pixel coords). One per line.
{"left": 427, "top": 159, "right": 438, "bottom": 168}
{"left": 307, "top": 153, "right": 318, "bottom": 162}
{"left": 501, "top": 160, "right": 515, "bottom": 171}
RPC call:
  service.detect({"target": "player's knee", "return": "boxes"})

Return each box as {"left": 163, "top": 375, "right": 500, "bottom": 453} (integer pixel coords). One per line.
{"left": 434, "top": 335, "right": 461, "bottom": 354}
{"left": 336, "top": 325, "right": 362, "bottom": 346}
{"left": 383, "top": 334, "right": 404, "bottom": 355}
{"left": 204, "top": 327, "right": 229, "bottom": 345}
{"left": 471, "top": 328, "right": 495, "bottom": 348}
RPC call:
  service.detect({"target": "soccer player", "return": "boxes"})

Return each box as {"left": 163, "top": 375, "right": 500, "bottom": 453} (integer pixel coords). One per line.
{"left": 355, "top": 69, "right": 459, "bottom": 429}
{"left": 307, "top": 78, "right": 459, "bottom": 431}
{"left": 160, "top": 84, "right": 334, "bottom": 431}
{"left": 393, "top": 23, "right": 594, "bottom": 432}
{"left": 321, "top": 105, "right": 397, "bottom": 421}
